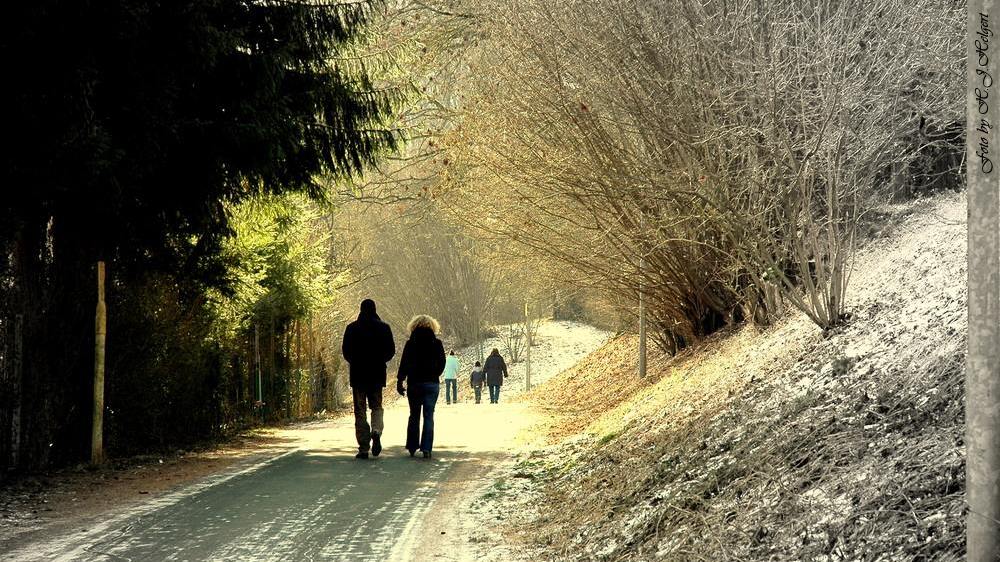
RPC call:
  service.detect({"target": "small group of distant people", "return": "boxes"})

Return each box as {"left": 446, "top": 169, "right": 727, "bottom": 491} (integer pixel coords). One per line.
{"left": 445, "top": 349, "right": 508, "bottom": 405}
{"left": 469, "top": 350, "right": 509, "bottom": 405}
{"left": 340, "top": 299, "right": 510, "bottom": 460}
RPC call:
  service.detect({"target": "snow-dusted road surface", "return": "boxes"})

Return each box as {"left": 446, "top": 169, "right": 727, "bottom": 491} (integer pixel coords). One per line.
{"left": 3, "top": 321, "right": 606, "bottom": 562}
{"left": 4, "top": 405, "right": 522, "bottom": 562}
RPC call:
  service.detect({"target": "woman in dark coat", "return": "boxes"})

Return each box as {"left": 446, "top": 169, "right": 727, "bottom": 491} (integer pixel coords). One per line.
{"left": 396, "top": 315, "right": 446, "bottom": 458}
{"left": 482, "top": 348, "right": 508, "bottom": 404}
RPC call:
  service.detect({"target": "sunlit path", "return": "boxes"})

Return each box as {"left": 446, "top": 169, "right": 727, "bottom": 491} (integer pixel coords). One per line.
{"left": 3, "top": 401, "right": 538, "bottom": 562}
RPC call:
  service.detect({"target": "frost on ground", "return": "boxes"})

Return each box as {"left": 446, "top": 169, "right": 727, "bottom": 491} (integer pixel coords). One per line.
{"left": 404, "top": 321, "right": 613, "bottom": 562}
{"left": 0, "top": 434, "right": 288, "bottom": 552}
{"left": 477, "top": 192, "right": 967, "bottom": 561}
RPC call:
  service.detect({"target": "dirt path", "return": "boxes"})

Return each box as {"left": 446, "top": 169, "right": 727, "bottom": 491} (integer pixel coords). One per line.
{"left": 0, "top": 395, "right": 541, "bottom": 562}
{"left": 0, "top": 319, "right": 608, "bottom": 561}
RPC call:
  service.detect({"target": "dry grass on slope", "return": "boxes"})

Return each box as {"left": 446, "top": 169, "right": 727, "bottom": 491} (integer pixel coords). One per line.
{"left": 520, "top": 334, "right": 664, "bottom": 441}
{"left": 522, "top": 313, "right": 810, "bottom": 445}
{"left": 504, "top": 192, "right": 967, "bottom": 561}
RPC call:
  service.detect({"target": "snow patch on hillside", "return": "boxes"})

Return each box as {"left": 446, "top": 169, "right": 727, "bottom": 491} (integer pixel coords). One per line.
{"left": 470, "top": 191, "right": 968, "bottom": 561}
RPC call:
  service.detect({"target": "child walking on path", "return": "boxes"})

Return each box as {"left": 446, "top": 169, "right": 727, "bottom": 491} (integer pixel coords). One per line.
{"left": 470, "top": 361, "right": 485, "bottom": 404}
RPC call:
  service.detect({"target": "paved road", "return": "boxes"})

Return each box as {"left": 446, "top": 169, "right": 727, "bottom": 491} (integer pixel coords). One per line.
{"left": 4, "top": 400, "right": 534, "bottom": 562}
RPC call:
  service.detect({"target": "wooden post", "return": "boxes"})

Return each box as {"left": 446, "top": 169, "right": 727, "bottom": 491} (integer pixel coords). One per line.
{"left": 968, "top": 4, "right": 1000, "bottom": 560}
{"left": 476, "top": 305, "right": 484, "bottom": 363}
{"left": 524, "top": 300, "right": 531, "bottom": 391}
{"left": 91, "top": 261, "right": 107, "bottom": 465}
{"left": 639, "top": 257, "right": 647, "bottom": 378}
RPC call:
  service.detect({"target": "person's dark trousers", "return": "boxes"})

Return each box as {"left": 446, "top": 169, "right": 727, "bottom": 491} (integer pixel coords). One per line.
{"left": 406, "top": 382, "right": 440, "bottom": 453}
{"left": 472, "top": 384, "right": 483, "bottom": 404}
{"left": 353, "top": 386, "right": 384, "bottom": 453}
{"left": 445, "top": 379, "right": 458, "bottom": 404}
{"left": 488, "top": 384, "right": 501, "bottom": 403}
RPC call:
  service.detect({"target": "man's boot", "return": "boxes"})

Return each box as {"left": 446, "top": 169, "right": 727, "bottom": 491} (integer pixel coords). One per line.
{"left": 371, "top": 432, "right": 382, "bottom": 457}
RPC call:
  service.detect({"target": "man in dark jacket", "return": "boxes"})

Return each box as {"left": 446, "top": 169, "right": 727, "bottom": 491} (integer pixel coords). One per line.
{"left": 342, "top": 299, "right": 395, "bottom": 459}
{"left": 483, "top": 348, "right": 508, "bottom": 404}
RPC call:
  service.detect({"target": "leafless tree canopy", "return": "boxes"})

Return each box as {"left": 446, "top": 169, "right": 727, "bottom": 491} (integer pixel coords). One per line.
{"left": 337, "top": 199, "right": 514, "bottom": 346}
{"left": 440, "top": 0, "right": 962, "bottom": 350}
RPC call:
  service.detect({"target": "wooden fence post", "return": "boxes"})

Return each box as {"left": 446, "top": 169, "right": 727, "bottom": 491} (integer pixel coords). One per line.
{"left": 639, "top": 257, "right": 647, "bottom": 379}
{"left": 524, "top": 300, "right": 531, "bottom": 391}
{"left": 91, "top": 261, "right": 107, "bottom": 465}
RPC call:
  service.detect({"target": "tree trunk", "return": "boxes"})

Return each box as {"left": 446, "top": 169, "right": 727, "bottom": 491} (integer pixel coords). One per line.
{"left": 295, "top": 320, "right": 303, "bottom": 417}
{"left": 8, "top": 315, "right": 24, "bottom": 471}
{"left": 307, "top": 315, "right": 315, "bottom": 414}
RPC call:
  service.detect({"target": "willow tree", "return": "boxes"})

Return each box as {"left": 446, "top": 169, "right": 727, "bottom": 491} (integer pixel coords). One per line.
{"left": 447, "top": 0, "right": 961, "bottom": 350}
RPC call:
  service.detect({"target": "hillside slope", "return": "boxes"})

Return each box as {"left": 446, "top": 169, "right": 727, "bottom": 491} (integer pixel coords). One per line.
{"left": 485, "top": 192, "right": 966, "bottom": 561}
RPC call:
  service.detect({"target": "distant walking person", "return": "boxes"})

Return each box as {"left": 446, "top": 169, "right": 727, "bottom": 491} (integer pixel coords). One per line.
{"left": 470, "top": 361, "right": 485, "bottom": 404}
{"left": 342, "top": 299, "right": 395, "bottom": 460}
{"left": 483, "top": 348, "right": 508, "bottom": 404}
{"left": 443, "top": 351, "right": 460, "bottom": 404}
{"left": 397, "top": 315, "right": 446, "bottom": 458}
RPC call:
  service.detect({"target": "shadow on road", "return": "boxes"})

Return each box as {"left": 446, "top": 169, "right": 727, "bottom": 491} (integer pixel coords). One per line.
{"left": 7, "top": 401, "right": 538, "bottom": 561}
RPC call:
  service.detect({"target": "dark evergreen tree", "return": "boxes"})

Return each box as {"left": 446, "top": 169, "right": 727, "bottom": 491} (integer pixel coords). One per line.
{"left": 0, "top": 0, "right": 397, "bottom": 469}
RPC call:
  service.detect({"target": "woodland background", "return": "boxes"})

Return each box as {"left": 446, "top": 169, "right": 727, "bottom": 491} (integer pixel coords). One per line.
{"left": 0, "top": 0, "right": 964, "bottom": 473}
